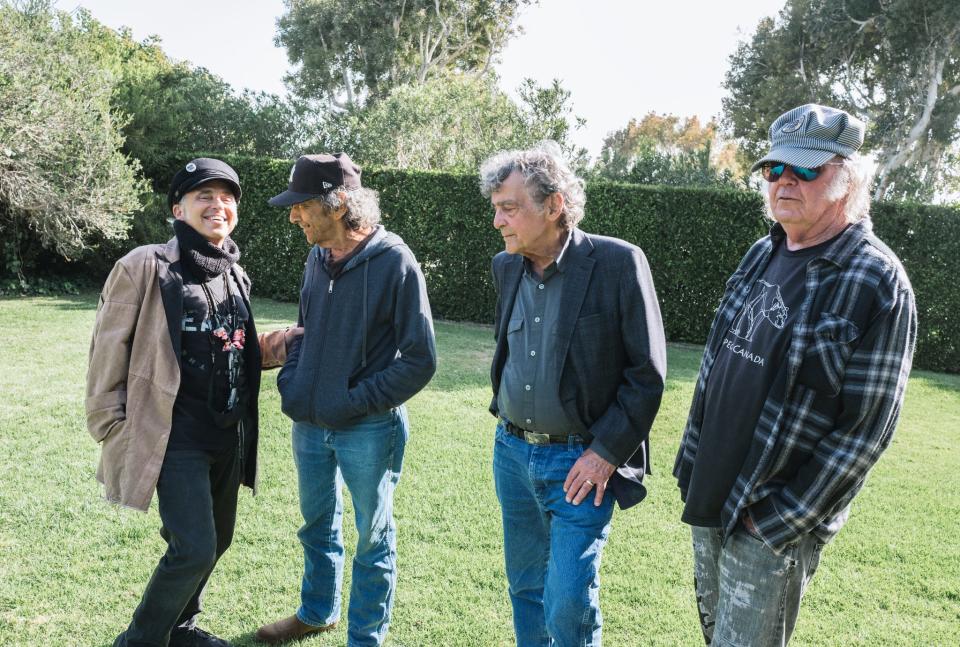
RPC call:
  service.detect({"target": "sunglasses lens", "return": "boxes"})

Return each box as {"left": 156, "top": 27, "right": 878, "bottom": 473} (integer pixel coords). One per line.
{"left": 761, "top": 163, "right": 821, "bottom": 182}
{"left": 762, "top": 163, "right": 785, "bottom": 182}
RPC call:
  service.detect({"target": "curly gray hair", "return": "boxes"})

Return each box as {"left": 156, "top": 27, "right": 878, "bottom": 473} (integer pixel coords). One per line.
{"left": 479, "top": 141, "right": 586, "bottom": 230}
{"left": 318, "top": 186, "right": 382, "bottom": 230}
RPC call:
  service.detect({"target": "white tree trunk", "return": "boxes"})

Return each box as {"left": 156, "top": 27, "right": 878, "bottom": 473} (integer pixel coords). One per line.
{"left": 874, "top": 53, "right": 945, "bottom": 200}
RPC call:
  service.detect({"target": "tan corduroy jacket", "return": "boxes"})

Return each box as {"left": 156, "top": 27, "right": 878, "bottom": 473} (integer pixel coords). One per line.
{"left": 85, "top": 238, "right": 292, "bottom": 511}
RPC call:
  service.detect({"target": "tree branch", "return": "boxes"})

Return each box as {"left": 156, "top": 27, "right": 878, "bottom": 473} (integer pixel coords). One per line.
{"left": 875, "top": 53, "right": 946, "bottom": 198}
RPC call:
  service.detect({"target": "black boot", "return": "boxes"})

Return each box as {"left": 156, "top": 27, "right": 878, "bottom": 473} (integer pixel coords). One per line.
{"left": 169, "top": 625, "right": 233, "bottom": 647}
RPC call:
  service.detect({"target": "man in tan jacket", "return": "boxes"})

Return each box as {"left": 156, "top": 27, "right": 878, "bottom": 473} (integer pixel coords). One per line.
{"left": 86, "top": 158, "right": 297, "bottom": 647}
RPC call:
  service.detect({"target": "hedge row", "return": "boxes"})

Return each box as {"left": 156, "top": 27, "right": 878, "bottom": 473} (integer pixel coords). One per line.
{"left": 144, "top": 154, "right": 957, "bottom": 373}
{"left": 870, "top": 201, "right": 959, "bottom": 373}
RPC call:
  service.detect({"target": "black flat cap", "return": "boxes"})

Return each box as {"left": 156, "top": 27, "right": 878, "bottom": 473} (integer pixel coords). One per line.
{"left": 168, "top": 158, "right": 241, "bottom": 208}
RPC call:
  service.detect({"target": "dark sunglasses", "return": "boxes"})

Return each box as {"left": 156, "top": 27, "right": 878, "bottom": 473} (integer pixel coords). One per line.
{"left": 760, "top": 162, "right": 842, "bottom": 182}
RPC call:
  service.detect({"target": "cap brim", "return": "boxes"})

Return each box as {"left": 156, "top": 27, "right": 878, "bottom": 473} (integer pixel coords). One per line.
{"left": 268, "top": 190, "right": 324, "bottom": 207}
{"left": 179, "top": 173, "right": 241, "bottom": 201}
{"left": 751, "top": 147, "right": 839, "bottom": 173}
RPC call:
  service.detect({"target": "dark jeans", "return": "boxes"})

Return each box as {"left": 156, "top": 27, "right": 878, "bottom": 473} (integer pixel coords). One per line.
{"left": 114, "top": 446, "right": 241, "bottom": 647}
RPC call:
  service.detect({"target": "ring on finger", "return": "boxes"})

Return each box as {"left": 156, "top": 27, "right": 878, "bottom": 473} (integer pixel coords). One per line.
{"left": 584, "top": 479, "right": 594, "bottom": 487}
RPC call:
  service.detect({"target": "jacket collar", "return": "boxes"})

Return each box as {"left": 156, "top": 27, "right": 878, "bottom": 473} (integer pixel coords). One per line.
{"left": 158, "top": 237, "right": 183, "bottom": 360}
{"left": 563, "top": 227, "right": 595, "bottom": 264}
{"left": 769, "top": 219, "right": 872, "bottom": 268}
{"left": 500, "top": 227, "right": 594, "bottom": 305}
{"left": 553, "top": 229, "right": 596, "bottom": 373}
{"left": 161, "top": 236, "right": 180, "bottom": 264}
{"left": 318, "top": 224, "right": 396, "bottom": 271}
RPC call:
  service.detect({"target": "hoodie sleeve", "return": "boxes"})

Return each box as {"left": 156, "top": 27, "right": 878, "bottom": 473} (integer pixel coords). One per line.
{"left": 347, "top": 250, "right": 437, "bottom": 412}
{"left": 277, "top": 252, "right": 313, "bottom": 391}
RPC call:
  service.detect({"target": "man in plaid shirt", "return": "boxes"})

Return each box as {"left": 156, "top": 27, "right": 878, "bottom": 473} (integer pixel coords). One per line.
{"left": 674, "top": 104, "right": 917, "bottom": 646}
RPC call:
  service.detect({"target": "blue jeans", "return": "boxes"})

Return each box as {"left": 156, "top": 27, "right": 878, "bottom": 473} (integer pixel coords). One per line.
{"left": 493, "top": 423, "right": 614, "bottom": 647}
{"left": 115, "top": 447, "right": 240, "bottom": 647}
{"left": 292, "top": 407, "right": 408, "bottom": 647}
{"left": 691, "top": 525, "right": 824, "bottom": 646}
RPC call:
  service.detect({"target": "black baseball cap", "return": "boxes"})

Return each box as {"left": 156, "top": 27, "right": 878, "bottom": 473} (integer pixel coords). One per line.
{"left": 268, "top": 153, "right": 362, "bottom": 207}
{"left": 168, "top": 158, "right": 241, "bottom": 209}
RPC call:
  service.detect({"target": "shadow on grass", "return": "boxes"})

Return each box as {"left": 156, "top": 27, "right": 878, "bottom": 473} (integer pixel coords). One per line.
{"left": 92, "top": 627, "right": 262, "bottom": 646}
{"left": 52, "top": 297, "right": 99, "bottom": 310}
{"left": 0, "top": 292, "right": 98, "bottom": 310}
{"left": 227, "top": 630, "right": 261, "bottom": 646}
{"left": 7, "top": 293, "right": 714, "bottom": 396}
{"left": 664, "top": 344, "right": 704, "bottom": 385}
{"left": 425, "top": 321, "right": 495, "bottom": 393}
{"left": 910, "top": 369, "right": 960, "bottom": 394}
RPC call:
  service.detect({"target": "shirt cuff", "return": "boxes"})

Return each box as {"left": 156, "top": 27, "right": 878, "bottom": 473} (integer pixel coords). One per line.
{"left": 587, "top": 438, "right": 618, "bottom": 466}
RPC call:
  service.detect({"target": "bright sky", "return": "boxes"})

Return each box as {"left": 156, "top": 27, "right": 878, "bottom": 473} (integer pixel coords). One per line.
{"left": 59, "top": 0, "right": 786, "bottom": 158}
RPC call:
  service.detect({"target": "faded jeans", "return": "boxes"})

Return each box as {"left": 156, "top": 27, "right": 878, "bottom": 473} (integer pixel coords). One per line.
{"left": 292, "top": 407, "right": 408, "bottom": 647}
{"left": 493, "top": 423, "right": 614, "bottom": 647}
{"left": 691, "top": 525, "right": 824, "bottom": 647}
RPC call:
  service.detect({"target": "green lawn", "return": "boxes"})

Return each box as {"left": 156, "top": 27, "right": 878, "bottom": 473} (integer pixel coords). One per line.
{"left": 0, "top": 294, "right": 957, "bottom": 646}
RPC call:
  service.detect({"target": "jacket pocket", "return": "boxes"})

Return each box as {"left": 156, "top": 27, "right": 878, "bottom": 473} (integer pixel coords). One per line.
{"left": 85, "top": 390, "right": 127, "bottom": 442}
{"left": 573, "top": 312, "right": 615, "bottom": 367}
{"left": 795, "top": 313, "right": 860, "bottom": 397}
{"left": 280, "top": 367, "right": 317, "bottom": 423}
{"left": 311, "top": 373, "right": 364, "bottom": 428}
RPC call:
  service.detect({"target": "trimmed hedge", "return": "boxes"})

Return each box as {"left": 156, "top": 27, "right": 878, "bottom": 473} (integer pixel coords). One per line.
{"left": 871, "top": 201, "right": 959, "bottom": 374}
{"left": 144, "top": 155, "right": 957, "bottom": 373}
{"left": 583, "top": 182, "right": 768, "bottom": 343}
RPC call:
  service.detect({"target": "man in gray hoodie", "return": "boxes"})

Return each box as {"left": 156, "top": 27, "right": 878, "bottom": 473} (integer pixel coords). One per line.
{"left": 255, "top": 153, "right": 437, "bottom": 646}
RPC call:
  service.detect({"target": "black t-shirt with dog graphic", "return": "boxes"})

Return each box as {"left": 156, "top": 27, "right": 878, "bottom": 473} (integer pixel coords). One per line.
{"left": 682, "top": 232, "right": 842, "bottom": 528}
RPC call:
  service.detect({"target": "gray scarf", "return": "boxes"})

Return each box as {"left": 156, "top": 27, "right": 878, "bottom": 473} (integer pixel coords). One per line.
{"left": 173, "top": 219, "right": 240, "bottom": 282}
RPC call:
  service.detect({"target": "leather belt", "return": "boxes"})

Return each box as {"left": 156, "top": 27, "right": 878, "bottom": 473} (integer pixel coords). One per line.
{"left": 500, "top": 418, "right": 583, "bottom": 446}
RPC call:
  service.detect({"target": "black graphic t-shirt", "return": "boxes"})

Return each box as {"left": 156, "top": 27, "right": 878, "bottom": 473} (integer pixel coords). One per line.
{"left": 169, "top": 271, "right": 250, "bottom": 452}
{"left": 682, "top": 234, "right": 840, "bottom": 527}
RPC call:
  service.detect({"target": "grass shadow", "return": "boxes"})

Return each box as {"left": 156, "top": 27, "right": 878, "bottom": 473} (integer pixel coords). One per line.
{"left": 0, "top": 292, "right": 98, "bottom": 310}
{"left": 227, "top": 630, "right": 262, "bottom": 646}
{"left": 910, "top": 369, "right": 960, "bottom": 394}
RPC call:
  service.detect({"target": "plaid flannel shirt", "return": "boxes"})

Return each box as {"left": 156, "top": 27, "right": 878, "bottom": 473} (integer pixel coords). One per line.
{"left": 674, "top": 219, "right": 917, "bottom": 553}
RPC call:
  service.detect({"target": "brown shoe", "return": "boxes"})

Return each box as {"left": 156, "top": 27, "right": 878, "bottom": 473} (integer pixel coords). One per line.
{"left": 254, "top": 615, "right": 336, "bottom": 644}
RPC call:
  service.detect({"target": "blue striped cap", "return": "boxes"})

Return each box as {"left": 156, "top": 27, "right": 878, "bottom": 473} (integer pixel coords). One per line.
{"left": 751, "top": 104, "right": 865, "bottom": 172}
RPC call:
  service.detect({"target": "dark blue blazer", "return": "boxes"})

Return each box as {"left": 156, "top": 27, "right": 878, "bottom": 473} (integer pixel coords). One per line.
{"left": 490, "top": 228, "right": 667, "bottom": 509}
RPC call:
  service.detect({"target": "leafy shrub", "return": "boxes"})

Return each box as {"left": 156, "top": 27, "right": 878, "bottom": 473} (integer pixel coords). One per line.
{"left": 115, "top": 155, "right": 960, "bottom": 374}
{"left": 0, "top": 4, "right": 144, "bottom": 261}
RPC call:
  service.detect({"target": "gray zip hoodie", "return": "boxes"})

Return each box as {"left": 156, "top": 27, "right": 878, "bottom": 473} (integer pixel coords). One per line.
{"left": 277, "top": 225, "right": 437, "bottom": 429}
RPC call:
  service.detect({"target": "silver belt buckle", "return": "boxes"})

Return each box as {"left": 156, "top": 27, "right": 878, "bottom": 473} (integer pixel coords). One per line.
{"left": 523, "top": 431, "right": 551, "bottom": 445}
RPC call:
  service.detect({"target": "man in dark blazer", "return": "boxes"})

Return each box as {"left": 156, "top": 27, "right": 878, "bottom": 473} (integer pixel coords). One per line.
{"left": 479, "top": 143, "right": 667, "bottom": 647}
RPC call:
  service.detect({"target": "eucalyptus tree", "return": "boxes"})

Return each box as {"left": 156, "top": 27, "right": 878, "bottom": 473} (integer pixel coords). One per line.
{"left": 315, "top": 72, "right": 586, "bottom": 172}
{"left": 595, "top": 113, "right": 741, "bottom": 188}
{"left": 70, "top": 11, "right": 311, "bottom": 179}
{"left": 724, "top": 0, "right": 960, "bottom": 201}
{"left": 276, "top": 0, "right": 534, "bottom": 108}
